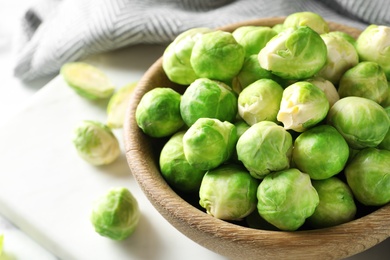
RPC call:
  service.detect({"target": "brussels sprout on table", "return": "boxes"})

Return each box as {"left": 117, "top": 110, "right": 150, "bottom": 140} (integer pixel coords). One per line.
{"left": 90, "top": 187, "right": 140, "bottom": 240}
{"left": 257, "top": 168, "right": 319, "bottom": 231}
{"left": 61, "top": 62, "right": 115, "bottom": 99}
{"left": 283, "top": 11, "right": 329, "bottom": 35}
{"left": 232, "top": 26, "right": 277, "bottom": 57}
{"left": 199, "top": 164, "right": 259, "bottom": 220}
{"left": 159, "top": 131, "right": 206, "bottom": 193}
{"left": 72, "top": 120, "right": 120, "bottom": 166}
{"left": 136, "top": 87, "right": 184, "bottom": 138}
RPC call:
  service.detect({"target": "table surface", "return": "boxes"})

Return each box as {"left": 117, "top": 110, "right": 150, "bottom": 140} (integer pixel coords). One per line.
{"left": 0, "top": 1, "right": 389, "bottom": 259}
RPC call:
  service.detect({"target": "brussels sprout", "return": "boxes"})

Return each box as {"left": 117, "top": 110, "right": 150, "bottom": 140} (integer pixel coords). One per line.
{"left": 163, "top": 27, "right": 213, "bottom": 85}
{"left": 257, "top": 168, "right": 319, "bottom": 231}
{"left": 232, "top": 26, "right": 277, "bottom": 57}
{"left": 329, "top": 31, "right": 357, "bottom": 47}
{"left": 191, "top": 30, "right": 245, "bottom": 82}
{"left": 232, "top": 55, "right": 280, "bottom": 93}
{"left": 292, "top": 125, "right": 349, "bottom": 180}
{"left": 338, "top": 61, "right": 389, "bottom": 104}
{"left": 136, "top": 87, "right": 184, "bottom": 137}
{"left": 90, "top": 187, "right": 140, "bottom": 240}
{"left": 183, "top": 118, "right": 237, "bottom": 171}
{"left": 238, "top": 79, "right": 283, "bottom": 125}
{"left": 307, "top": 177, "right": 356, "bottom": 228}
{"left": 283, "top": 11, "right": 329, "bottom": 35}
{"left": 159, "top": 131, "right": 206, "bottom": 193}
{"left": 180, "top": 78, "right": 237, "bottom": 127}
{"left": 345, "top": 148, "right": 390, "bottom": 206}
{"left": 317, "top": 32, "right": 359, "bottom": 84}
{"left": 61, "top": 62, "right": 115, "bottom": 99}
{"left": 258, "top": 26, "right": 327, "bottom": 80}
{"left": 378, "top": 107, "right": 390, "bottom": 150}
{"left": 236, "top": 121, "right": 293, "bottom": 179}
{"left": 199, "top": 164, "right": 259, "bottom": 220}
{"left": 72, "top": 120, "right": 120, "bottom": 166}
{"left": 106, "top": 82, "right": 136, "bottom": 129}
{"left": 306, "top": 77, "right": 339, "bottom": 107}
{"left": 356, "top": 25, "right": 390, "bottom": 80}
{"left": 327, "top": 96, "right": 390, "bottom": 149}
{"left": 234, "top": 120, "right": 250, "bottom": 138}
{"left": 277, "top": 81, "right": 329, "bottom": 132}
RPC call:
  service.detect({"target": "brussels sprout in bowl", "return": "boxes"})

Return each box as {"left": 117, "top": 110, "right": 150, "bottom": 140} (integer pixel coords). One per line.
{"left": 124, "top": 17, "right": 390, "bottom": 260}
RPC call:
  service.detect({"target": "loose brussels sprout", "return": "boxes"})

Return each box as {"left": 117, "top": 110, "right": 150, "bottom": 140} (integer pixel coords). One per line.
{"left": 378, "top": 106, "right": 390, "bottom": 150}
{"left": 317, "top": 32, "right": 359, "bottom": 84}
{"left": 90, "top": 187, "right": 140, "bottom": 240}
{"left": 292, "top": 125, "right": 349, "bottom": 180}
{"left": 345, "top": 148, "right": 390, "bottom": 206}
{"left": 257, "top": 168, "right": 319, "bottom": 231}
{"left": 199, "top": 164, "right": 259, "bottom": 220}
{"left": 72, "top": 120, "right": 120, "bottom": 166}
{"left": 232, "top": 26, "right": 277, "bottom": 57}
{"left": 327, "top": 96, "right": 390, "bottom": 149}
{"left": 136, "top": 88, "right": 184, "bottom": 137}
{"left": 356, "top": 25, "right": 390, "bottom": 80}
{"left": 183, "top": 118, "right": 237, "bottom": 171}
{"left": 163, "top": 27, "right": 213, "bottom": 85}
{"left": 106, "top": 82, "right": 136, "bottom": 129}
{"left": 159, "top": 131, "right": 206, "bottom": 193}
{"left": 237, "top": 79, "right": 283, "bottom": 125}
{"left": 307, "top": 177, "right": 356, "bottom": 228}
{"left": 338, "top": 61, "right": 389, "bottom": 104}
{"left": 258, "top": 26, "right": 327, "bottom": 80}
{"left": 277, "top": 81, "right": 329, "bottom": 132}
{"left": 236, "top": 121, "right": 293, "bottom": 179}
{"left": 283, "top": 11, "right": 329, "bottom": 35}
{"left": 61, "top": 62, "right": 115, "bottom": 99}
{"left": 180, "top": 78, "right": 237, "bottom": 127}
{"left": 191, "top": 30, "right": 245, "bottom": 82}
{"left": 306, "top": 77, "right": 339, "bottom": 107}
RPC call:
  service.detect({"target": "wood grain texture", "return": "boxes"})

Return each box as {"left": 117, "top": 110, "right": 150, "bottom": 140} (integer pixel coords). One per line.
{"left": 123, "top": 17, "right": 389, "bottom": 260}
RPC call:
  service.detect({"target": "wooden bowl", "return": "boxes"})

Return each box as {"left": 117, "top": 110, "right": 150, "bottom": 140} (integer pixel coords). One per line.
{"left": 124, "top": 17, "right": 390, "bottom": 260}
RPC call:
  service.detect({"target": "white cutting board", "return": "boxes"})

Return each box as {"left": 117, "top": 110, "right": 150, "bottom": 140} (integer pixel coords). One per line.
{"left": 0, "top": 45, "right": 226, "bottom": 260}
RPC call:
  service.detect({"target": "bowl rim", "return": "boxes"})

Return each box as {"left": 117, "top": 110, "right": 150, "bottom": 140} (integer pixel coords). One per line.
{"left": 124, "top": 17, "right": 390, "bottom": 259}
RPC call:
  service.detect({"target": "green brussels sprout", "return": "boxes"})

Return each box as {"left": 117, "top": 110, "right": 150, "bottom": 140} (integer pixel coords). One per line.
{"left": 191, "top": 30, "right": 245, "bottom": 82}
{"left": 338, "top": 61, "right": 389, "bottom": 104}
{"left": 159, "top": 131, "right": 206, "bottom": 193}
{"left": 306, "top": 77, "right": 340, "bottom": 107}
{"left": 236, "top": 121, "right": 293, "bottom": 179}
{"left": 257, "top": 168, "right": 319, "bottom": 231}
{"left": 378, "top": 107, "right": 390, "bottom": 150}
{"left": 136, "top": 87, "right": 184, "bottom": 138}
{"left": 277, "top": 81, "right": 329, "bottom": 132}
{"left": 199, "top": 164, "right": 259, "bottom": 220}
{"left": 356, "top": 25, "right": 390, "bottom": 80}
{"left": 232, "top": 55, "right": 280, "bottom": 93}
{"left": 232, "top": 26, "right": 277, "bottom": 57}
{"left": 234, "top": 120, "right": 250, "bottom": 138}
{"left": 72, "top": 120, "right": 120, "bottom": 166}
{"left": 292, "top": 125, "right": 349, "bottom": 180}
{"left": 327, "top": 96, "right": 390, "bottom": 149}
{"left": 317, "top": 32, "right": 359, "bottom": 84}
{"left": 258, "top": 26, "right": 327, "bottom": 80}
{"left": 345, "top": 148, "right": 390, "bottom": 206}
{"left": 106, "top": 82, "right": 136, "bottom": 129}
{"left": 183, "top": 118, "right": 237, "bottom": 171}
{"left": 163, "top": 27, "right": 213, "bottom": 85}
{"left": 237, "top": 79, "right": 283, "bottom": 125}
{"left": 329, "top": 31, "right": 357, "bottom": 47}
{"left": 283, "top": 11, "right": 329, "bottom": 35}
{"left": 61, "top": 62, "right": 115, "bottom": 99}
{"left": 307, "top": 177, "right": 356, "bottom": 228}
{"left": 90, "top": 187, "right": 140, "bottom": 240}
{"left": 180, "top": 78, "right": 237, "bottom": 127}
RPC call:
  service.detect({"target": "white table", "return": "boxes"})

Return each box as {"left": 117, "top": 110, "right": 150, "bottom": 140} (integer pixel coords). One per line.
{"left": 0, "top": 1, "right": 389, "bottom": 259}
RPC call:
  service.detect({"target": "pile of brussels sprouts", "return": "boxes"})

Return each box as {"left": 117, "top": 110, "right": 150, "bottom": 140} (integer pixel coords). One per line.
{"left": 135, "top": 12, "right": 390, "bottom": 231}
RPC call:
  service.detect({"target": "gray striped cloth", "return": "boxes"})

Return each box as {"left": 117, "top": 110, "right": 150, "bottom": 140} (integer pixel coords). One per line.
{"left": 14, "top": 0, "right": 390, "bottom": 81}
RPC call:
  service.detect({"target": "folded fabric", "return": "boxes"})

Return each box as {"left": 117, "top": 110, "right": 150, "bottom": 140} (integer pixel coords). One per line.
{"left": 14, "top": 0, "right": 389, "bottom": 81}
